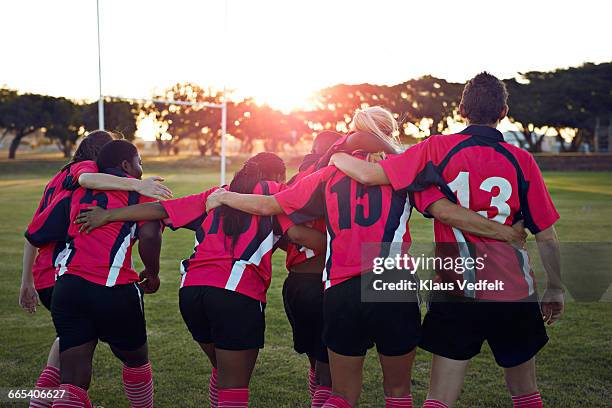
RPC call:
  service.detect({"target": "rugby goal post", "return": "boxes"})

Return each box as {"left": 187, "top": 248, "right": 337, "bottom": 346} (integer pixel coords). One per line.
{"left": 95, "top": 0, "right": 229, "bottom": 185}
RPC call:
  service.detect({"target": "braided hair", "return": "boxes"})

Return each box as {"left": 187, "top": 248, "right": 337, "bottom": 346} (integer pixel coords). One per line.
{"left": 63, "top": 130, "right": 115, "bottom": 170}
{"left": 219, "top": 152, "right": 286, "bottom": 250}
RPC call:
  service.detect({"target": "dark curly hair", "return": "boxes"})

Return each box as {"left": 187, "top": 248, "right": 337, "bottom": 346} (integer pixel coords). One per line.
{"left": 64, "top": 130, "right": 115, "bottom": 170}
{"left": 461, "top": 72, "right": 508, "bottom": 125}
{"left": 219, "top": 152, "right": 286, "bottom": 249}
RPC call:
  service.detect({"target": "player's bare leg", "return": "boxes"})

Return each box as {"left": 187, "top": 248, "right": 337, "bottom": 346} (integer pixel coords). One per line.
{"left": 198, "top": 342, "right": 219, "bottom": 408}
{"left": 504, "top": 357, "right": 538, "bottom": 396}
{"left": 378, "top": 349, "right": 416, "bottom": 398}
{"left": 316, "top": 360, "right": 332, "bottom": 387}
{"left": 109, "top": 342, "right": 149, "bottom": 367}
{"left": 47, "top": 338, "right": 60, "bottom": 368}
{"left": 327, "top": 349, "right": 365, "bottom": 406}
{"left": 426, "top": 354, "right": 470, "bottom": 407}
{"left": 215, "top": 348, "right": 259, "bottom": 388}
{"left": 198, "top": 342, "right": 218, "bottom": 368}
{"left": 59, "top": 340, "right": 98, "bottom": 389}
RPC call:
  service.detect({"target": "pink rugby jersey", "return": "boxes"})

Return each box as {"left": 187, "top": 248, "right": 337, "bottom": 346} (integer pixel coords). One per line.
{"left": 274, "top": 154, "right": 445, "bottom": 290}
{"left": 55, "top": 169, "right": 158, "bottom": 286}
{"left": 161, "top": 181, "right": 294, "bottom": 303}
{"left": 25, "top": 160, "right": 98, "bottom": 290}
{"left": 379, "top": 124, "right": 560, "bottom": 300}
{"left": 284, "top": 162, "right": 326, "bottom": 271}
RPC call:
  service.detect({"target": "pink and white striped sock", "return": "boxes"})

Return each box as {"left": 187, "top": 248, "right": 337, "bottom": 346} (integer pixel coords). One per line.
{"left": 322, "top": 395, "right": 352, "bottom": 408}
{"left": 308, "top": 367, "right": 317, "bottom": 399}
{"left": 209, "top": 368, "right": 218, "bottom": 408}
{"left": 311, "top": 385, "right": 332, "bottom": 408}
{"left": 122, "top": 362, "right": 154, "bottom": 408}
{"left": 512, "top": 391, "right": 543, "bottom": 408}
{"left": 29, "top": 365, "right": 61, "bottom": 408}
{"left": 422, "top": 399, "right": 448, "bottom": 408}
{"left": 218, "top": 388, "right": 249, "bottom": 407}
{"left": 51, "top": 384, "right": 92, "bottom": 408}
{"left": 385, "top": 394, "right": 413, "bottom": 407}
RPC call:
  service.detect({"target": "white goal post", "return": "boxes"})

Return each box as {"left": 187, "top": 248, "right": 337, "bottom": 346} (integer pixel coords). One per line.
{"left": 95, "top": 0, "right": 228, "bottom": 185}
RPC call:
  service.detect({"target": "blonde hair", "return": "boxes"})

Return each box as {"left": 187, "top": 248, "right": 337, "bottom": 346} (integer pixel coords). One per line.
{"left": 349, "top": 106, "right": 400, "bottom": 147}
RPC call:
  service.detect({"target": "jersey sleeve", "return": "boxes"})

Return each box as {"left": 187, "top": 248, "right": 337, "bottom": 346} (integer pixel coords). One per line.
{"left": 160, "top": 187, "right": 218, "bottom": 230}
{"left": 63, "top": 161, "right": 98, "bottom": 190}
{"left": 411, "top": 185, "right": 447, "bottom": 217}
{"left": 522, "top": 156, "right": 559, "bottom": 234}
{"left": 274, "top": 167, "right": 332, "bottom": 224}
{"left": 379, "top": 137, "right": 445, "bottom": 192}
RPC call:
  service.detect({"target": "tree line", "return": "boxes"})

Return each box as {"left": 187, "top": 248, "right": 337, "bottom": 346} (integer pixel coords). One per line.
{"left": 1, "top": 62, "right": 610, "bottom": 159}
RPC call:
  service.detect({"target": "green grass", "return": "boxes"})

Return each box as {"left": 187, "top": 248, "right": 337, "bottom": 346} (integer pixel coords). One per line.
{"left": 0, "top": 158, "right": 611, "bottom": 407}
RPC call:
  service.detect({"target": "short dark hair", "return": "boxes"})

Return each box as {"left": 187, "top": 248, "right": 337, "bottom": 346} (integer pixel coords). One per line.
{"left": 461, "top": 72, "right": 508, "bottom": 125}
{"left": 96, "top": 140, "right": 138, "bottom": 170}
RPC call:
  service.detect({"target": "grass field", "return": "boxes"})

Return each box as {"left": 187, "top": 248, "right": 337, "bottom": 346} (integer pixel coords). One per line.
{"left": 0, "top": 156, "right": 611, "bottom": 407}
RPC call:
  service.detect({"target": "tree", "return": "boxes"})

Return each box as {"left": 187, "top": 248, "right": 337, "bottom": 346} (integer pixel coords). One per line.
{"left": 81, "top": 99, "right": 138, "bottom": 140}
{"left": 506, "top": 62, "right": 612, "bottom": 152}
{"left": 0, "top": 90, "right": 47, "bottom": 159}
{"left": 44, "top": 96, "right": 82, "bottom": 158}
{"left": 148, "top": 83, "right": 224, "bottom": 156}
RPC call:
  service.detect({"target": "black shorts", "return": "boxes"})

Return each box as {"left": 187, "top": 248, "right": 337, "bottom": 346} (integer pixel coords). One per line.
{"left": 283, "top": 273, "right": 328, "bottom": 363}
{"left": 51, "top": 274, "right": 147, "bottom": 353}
{"left": 179, "top": 285, "right": 266, "bottom": 350}
{"left": 323, "top": 274, "right": 421, "bottom": 357}
{"left": 37, "top": 287, "right": 54, "bottom": 311}
{"left": 420, "top": 293, "right": 549, "bottom": 368}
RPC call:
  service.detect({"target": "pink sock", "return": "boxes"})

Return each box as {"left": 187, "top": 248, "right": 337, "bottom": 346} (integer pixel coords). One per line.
{"left": 30, "top": 365, "right": 60, "bottom": 408}
{"left": 209, "top": 368, "right": 218, "bottom": 408}
{"left": 422, "top": 400, "right": 448, "bottom": 408}
{"left": 51, "top": 384, "right": 92, "bottom": 408}
{"left": 312, "top": 385, "right": 332, "bottom": 408}
{"left": 512, "top": 391, "right": 543, "bottom": 408}
{"left": 323, "top": 395, "right": 352, "bottom": 408}
{"left": 218, "top": 388, "right": 249, "bottom": 407}
{"left": 308, "top": 367, "right": 317, "bottom": 400}
{"left": 122, "top": 362, "right": 154, "bottom": 408}
{"left": 386, "top": 394, "right": 413, "bottom": 407}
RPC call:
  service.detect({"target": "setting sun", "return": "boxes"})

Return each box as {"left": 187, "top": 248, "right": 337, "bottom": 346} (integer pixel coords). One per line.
{"left": 242, "top": 81, "right": 318, "bottom": 113}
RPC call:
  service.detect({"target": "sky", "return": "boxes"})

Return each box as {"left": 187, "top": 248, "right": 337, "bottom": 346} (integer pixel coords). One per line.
{"left": 0, "top": 0, "right": 610, "bottom": 112}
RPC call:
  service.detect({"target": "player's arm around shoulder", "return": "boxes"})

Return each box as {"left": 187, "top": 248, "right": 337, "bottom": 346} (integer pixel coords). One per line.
{"left": 206, "top": 187, "right": 282, "bottom": 216}
{"left": 78, "top": 173, "right": 173, "bottom": 200}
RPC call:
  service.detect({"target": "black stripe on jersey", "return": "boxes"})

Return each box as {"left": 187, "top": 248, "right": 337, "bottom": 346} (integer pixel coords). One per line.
{"left": 287, "top": 176, "right": 327, "bottom": 225}
{"left": 39, "top": 186, "right": 57, "bottom": 213}
{"left": 323, "top": 196, "right": 335, "bottom": 276}
{"left": 108, "top": 192, "right": 140, "bottom": 268}
{"left": 25, "top": 196, "right": 72, "bottom": 247}
{"left": 379, "top": 189, "right": 412, "bottom": 258}
{"left": 405, "top": 161, "right": 455, "bottom": 199}
{"left": 491, "top": 144, "right": 533, "bottom": 231}
{"left": 231, "top": 181, "right": 275, "bottom": 261}
{"left": 61, "top": 239, "right": 77, "bottom": 268}
{"left": 52, "top": 241, "right": 66, "bottom": 265}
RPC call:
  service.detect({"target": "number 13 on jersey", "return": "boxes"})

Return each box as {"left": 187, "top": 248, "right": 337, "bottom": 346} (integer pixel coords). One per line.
{"left": 448, "top": 171, "right": 513, "bottom": 224}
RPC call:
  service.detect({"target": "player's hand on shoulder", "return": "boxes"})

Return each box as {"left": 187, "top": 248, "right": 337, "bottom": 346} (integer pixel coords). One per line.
{"left": 75, "top": 206, "right": 110, "bottom": 233}
{"left": 206, "top": 188, "right": 227, "bottom": 213}
{"left": 138, "top": 176, "right": 173, "bottom": 200}
{"left": 19, "top": 283, "right": 39, "bottom": 313}
{"left": 139, "top": 270, "right": 161, "bottom": 294}
{"left": 506, "top": 221, "right": 527, "bottom": 248}
{"left": 541, "top": 287, "right": 565, "bottom": 325}
{"left": 367, "top": 151, "right": 386, "bottom": 163}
